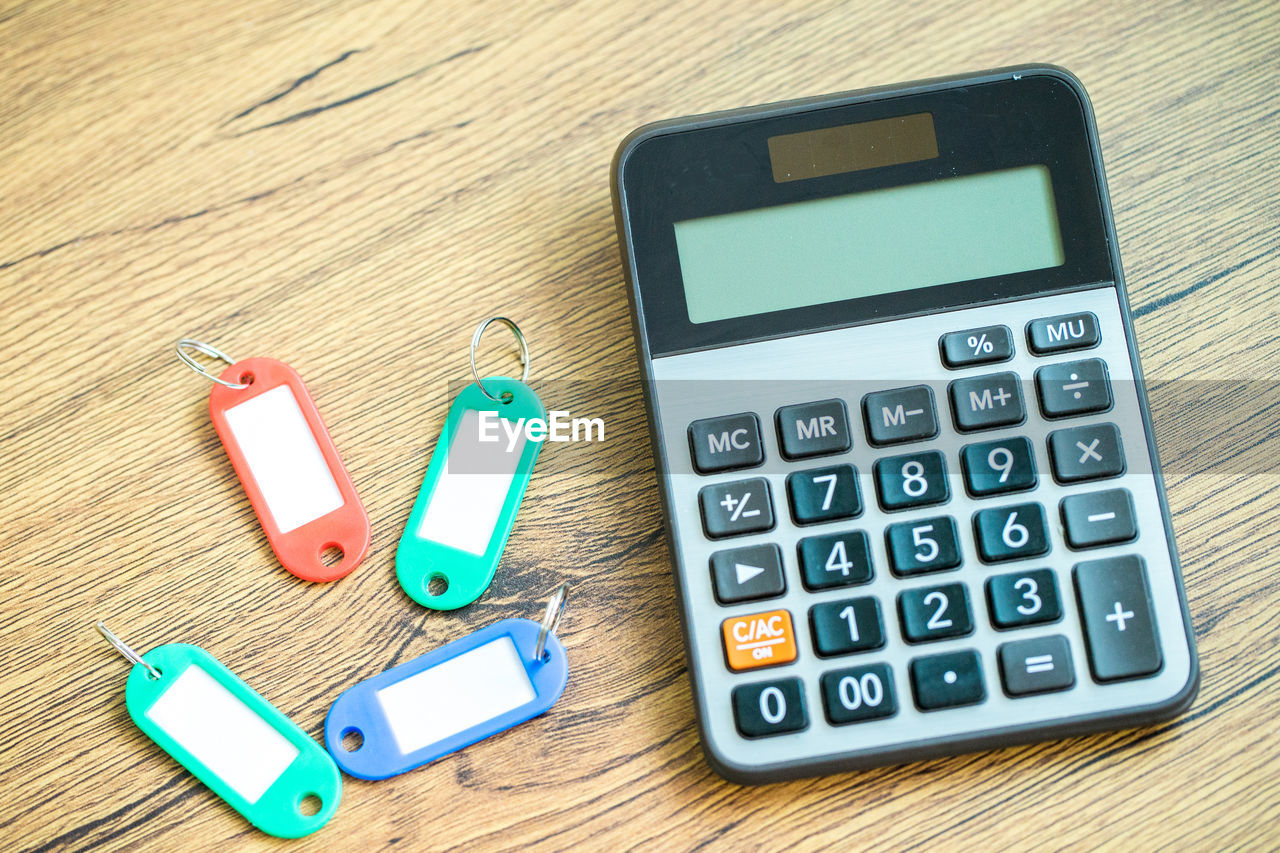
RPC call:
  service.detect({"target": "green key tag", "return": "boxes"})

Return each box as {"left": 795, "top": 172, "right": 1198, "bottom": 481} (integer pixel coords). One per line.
{"left": 397, "top": 317, "right": 544, "bottom": 610}
{"left": 397, "top": 376, "right": 544, "bottom": 609}
{"left": 98, "top": 624, "right": 341, "bottom": 839}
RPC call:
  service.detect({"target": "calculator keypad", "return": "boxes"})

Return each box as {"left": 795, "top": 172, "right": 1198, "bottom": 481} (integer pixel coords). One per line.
{"left": 660, "top": 289, "right": 1190, "bottom": 772}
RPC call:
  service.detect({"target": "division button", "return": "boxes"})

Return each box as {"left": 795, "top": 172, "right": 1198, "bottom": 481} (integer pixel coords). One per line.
{"left": 1027, "top": 312, "right": 1101, "bottom": 355}
{"left": 809, "top": 597, "right": 886, "bottom": 657}
{"left": 948, "top": 372, "right": 1026, "bottom": 432}
{"left": 722, "top": 608, "right": 798, "bottom": 672}
{"left": 820, "top": 663, "right": 898, "bottom": 725}
{"left": 1073, "top": 555, "right": 1162, "bottom": 682}
{"left": 862, "top": 385, "right": 939, "bottom": 446}
{"left": 1048, "top": 423, "right": 1126, "bottom": 483}
{"left": 688, "top": 413, "right": 764, "bottom": 474}
{"left": 1061, "top": 489, "right": 1138, "bottom": 549}
{"left": 732, "top": 677, "right": 807, "bottom": 738}
{"left": 699, "top": 477, "right": 775, "bottom": 539}
{"left": 709, "top": 544, "right": 786, "bottom": 605}
{"left": 998, "top": 635, "right": 1075, "bottom": 696}
{"left": 940, "top": 325, "right": 1014, "bottom": 369}
{"left": 775, "top": 399, "right": 852, "bottom": 460}
{"left": 909, "top": 649, "right": 986, "bottom": 711}
{"left": 1035, "top": 358, "right": 1113, "bottom": 419}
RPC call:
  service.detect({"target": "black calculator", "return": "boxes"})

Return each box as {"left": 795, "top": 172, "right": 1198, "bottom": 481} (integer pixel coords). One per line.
{"left": 610, "top": 66, "right": 1198, "bottom": 783}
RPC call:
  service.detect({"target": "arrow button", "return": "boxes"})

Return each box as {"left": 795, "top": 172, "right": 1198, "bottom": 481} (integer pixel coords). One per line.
{"left": 710, "top": 544, "right": 786, "bottom": 605}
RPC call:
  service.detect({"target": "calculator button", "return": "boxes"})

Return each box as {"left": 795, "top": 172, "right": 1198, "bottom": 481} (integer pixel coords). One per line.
{"left": 985, "top": 568, "right": 1062, "bottom": 628}
{"left": 960, "top": 436, "right": 1037, "bottom": 497}
{"left": 820, "top": 663, "right": 898, "bottom": 725}
{"left": 699, "top": 478, "right": 775, "bottom": 539}
{"left": 939, "top": 325, "right": 1014, "bottom": 369}
{"left": 732, "top": 677, "right": 807, "bottom": 738}
{"left": 973, "top": 502, "right": 1050, "bottom": 562}
{"left": 797, "top": 531, "right": 873, "bottom": 590}
{"left": 688, "top": 413, "right": 764, "bottom": 474}
{"left": 948, "top": 372, "right": 1026, "bottom": 432}
{"left": 722, "top": 609, "right": 798, "bottom": 672}
{"left": 809, "top": 597, "right": 885, "bottom": 657}
{"left": 1026, "top": 312, "right": 1101, "bottom": 355}
{"left": 1061, "top": 489, "right": 1138, "bottom": 549}
{"left": 775, "top": 399, "right": 852, "bottom": 460}
{"left": 884, "top": 516, "right": 961, "bottom": 577}
{"left": 998, "top": 635, "right": 1075, "bottom": 696}
{"left": 1073, "top": 556, "right": 1162, "bottom": 681}
{"left": 862, "top": 385, "right": 939, "bottom": 446}
{"left": 874, "top": 450, "right": 949, "bottom": 511}
{"left": 1048, "top": 423, "right": 1125, "bottom": 483}
{"left": 1035, "top": 359, "right": 1112, "bottom": 419}
{"left": 709, "top": 544, "right": 786, "bottom": 605}
{"left": 909, "top": 650, "right": 985, "bottom": 711}
{"left": 898, "top": 583, "right": 973, "bottom": 643}
{"left": 787, "top": 464, "right": 862, "bottom": 525}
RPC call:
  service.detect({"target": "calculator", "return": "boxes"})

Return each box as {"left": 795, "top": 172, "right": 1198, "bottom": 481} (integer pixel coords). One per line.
{"left": 610, "top": 66, "right": 1198, "bottom": 783}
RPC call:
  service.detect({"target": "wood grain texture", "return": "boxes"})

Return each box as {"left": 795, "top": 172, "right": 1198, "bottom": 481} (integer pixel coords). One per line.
{"left": 2, "top": 0, "right": 1278, "bottom": 849}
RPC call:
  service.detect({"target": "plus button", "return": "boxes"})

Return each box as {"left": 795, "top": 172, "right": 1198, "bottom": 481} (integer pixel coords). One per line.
{"left": 1105, "top": 601, "right": 1134, "bottom": 631}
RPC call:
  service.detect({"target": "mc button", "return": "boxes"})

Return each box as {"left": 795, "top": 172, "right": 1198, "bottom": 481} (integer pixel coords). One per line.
{"left": 688, "top": 413, "right": 764, "bottom": 474}
{"left": 722, "top": 609, "right": 798, "bottom": 672}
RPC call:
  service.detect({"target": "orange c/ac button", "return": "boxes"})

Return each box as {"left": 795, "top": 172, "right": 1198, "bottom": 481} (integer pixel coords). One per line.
{"left": 722, "top": 609, "right": 798, "bottom": 671}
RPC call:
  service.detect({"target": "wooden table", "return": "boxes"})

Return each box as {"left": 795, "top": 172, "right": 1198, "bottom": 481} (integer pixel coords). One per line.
{"left": 3, "top": 0, "right": 1278, "bottom": 849}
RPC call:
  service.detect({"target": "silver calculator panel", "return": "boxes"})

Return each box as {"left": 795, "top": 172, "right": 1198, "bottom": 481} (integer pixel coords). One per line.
{"left": 649, "top": 285, "right": 1195, "bottom": 780}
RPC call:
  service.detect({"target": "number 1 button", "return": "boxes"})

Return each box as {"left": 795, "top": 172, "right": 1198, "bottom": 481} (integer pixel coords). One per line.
{"left": 732, "top": 678, "right": 807, "bottom": 738}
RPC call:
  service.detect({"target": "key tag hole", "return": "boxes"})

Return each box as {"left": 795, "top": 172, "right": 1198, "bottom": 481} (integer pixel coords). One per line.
{"left": 239, "top": 372, "right": 255, "bottom": 386}
{"left": 340, "top": 727, "right": 364, "bottom": 752}
{"left": 426, "top": 574, "right": 449, "bottom": 596}
{"left": 298, "top": 794, "right": 322, "bottom": 817}
{"left": 320, "top": 544, "right": 344, "bottom": 568}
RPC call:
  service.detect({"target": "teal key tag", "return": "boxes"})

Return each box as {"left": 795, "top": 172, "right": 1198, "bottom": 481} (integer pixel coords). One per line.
{"left": 96, "top": 623, "right": 341, "bottom": 839}
{"left": 397, "top": 318, "right": 543, "bottom": 609}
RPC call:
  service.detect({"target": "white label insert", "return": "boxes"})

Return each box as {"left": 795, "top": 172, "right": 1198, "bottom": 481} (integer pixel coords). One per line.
{"left": 415, "top": 409, "right": 526, "bottom": 555}
{"left": 146, "top": 665, "right": 300, "bottom": 804}
{"left": 224, "top": 384, "right": 345, "bottom": 534}
{"left": 375, "top": 635, "right": 537, "bottom": 756}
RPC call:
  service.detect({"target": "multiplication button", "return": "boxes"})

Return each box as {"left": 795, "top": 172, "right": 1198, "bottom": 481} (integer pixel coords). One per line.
{"left": 909, "top": 650, "right": 985, "bottom": 711}
{"left": 775, "top": 399, "right": 852, "bottom": 460}
{"left": 688, "top": 413, "right": 764, "bottom": 474}
{"left": 862, "top": 385, "right": 939, "bottom": 446}
{"left": 1074, "top": 556, "right": 1162, "bottom": 681}
{"left": 940, "top": 325, "right": 1013, "bottom": 368}
{"left": 732, "top": 677, "right": 807, "bottom": 738}
{"left": 699, "top": 478, "right": 775, "bottom": 539}
{"left": 709, "top": 544, "right": 786, "bottom": 605}
{"left": 820, "top": 663, "right": 897, "bottom": 725}
{"left": 1035, "top": 358, "right": 1112, "bottom": 418}
{"left": 1048, "top": 423, "right": 1125, "bottom": 483}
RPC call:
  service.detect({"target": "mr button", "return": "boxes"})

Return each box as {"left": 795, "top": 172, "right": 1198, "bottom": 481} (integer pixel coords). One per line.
{"left": 722, "top": 609, "right": 798, "bottom": 671}
{"left": 689, "top": 413, "right": 764, "bottom": 474}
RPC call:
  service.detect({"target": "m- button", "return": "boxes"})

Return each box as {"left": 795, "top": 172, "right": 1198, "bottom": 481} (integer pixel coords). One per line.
{"left": 862, "top": 385, "right": 939, "bottom": 446}
{"left": 688, "top": 413, "right": 764, "bottom": 474}
{"left": 722, "top": 609, "right": 798, "bottom": 671}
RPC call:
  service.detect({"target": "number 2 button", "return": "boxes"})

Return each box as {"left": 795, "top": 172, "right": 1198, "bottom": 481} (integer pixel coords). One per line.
{"left": 973, "top": 503, "right": 1049, "bottom": 562}
{"left": 898, "top": 583, "right": 973, "bottom": 643}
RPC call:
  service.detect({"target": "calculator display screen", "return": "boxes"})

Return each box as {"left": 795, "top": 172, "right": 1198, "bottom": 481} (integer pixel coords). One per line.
{"left": 673, "top": 165, "right": 1064, "bottom": 324}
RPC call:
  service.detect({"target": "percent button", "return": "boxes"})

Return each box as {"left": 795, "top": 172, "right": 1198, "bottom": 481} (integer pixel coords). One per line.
{"left": 941, "top": 325, "right": 1014, "bottom": 369}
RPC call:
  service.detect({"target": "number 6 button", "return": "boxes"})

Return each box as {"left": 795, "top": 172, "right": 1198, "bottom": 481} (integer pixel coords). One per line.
{"left": 973, "top": 503, "right": 1050, "bottom": 562}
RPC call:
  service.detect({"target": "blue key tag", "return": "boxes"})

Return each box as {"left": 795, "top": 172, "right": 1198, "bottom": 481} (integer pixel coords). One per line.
{"left": 96, "top": 623, "right": 341, "bottom": 839}
{"left": 396, "top": 318, "right": 545, "bottom": 610}
{"left": 324, "top": 586, "right": 570, "bottom": 779}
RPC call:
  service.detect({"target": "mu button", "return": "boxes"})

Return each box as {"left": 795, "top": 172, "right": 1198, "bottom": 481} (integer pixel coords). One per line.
{"left": 722, "top": 609, "right": 798, "bottom": 672}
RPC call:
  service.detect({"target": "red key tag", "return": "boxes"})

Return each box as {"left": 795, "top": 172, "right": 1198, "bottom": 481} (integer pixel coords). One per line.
{"left": 178, "top": 340, "right": 370, "bottom": 582}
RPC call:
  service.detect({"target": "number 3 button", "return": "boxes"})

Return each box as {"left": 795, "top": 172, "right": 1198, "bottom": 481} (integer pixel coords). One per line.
{"left": 986, "top": 569, "right": 1062, "bottom": 628}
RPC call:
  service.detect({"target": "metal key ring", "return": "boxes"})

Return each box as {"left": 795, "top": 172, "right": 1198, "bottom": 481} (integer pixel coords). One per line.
{"left": 533, "top": 582, "right": 569, "bottom": 663}
{"left": 469, "top": 317, "right": 530, "bottom": 403}
{"left": 176, "top": 338, "right": 250, "bottom": 390}
{"left": 96, "top": 621, "right": 162, "bottom": 680}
